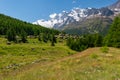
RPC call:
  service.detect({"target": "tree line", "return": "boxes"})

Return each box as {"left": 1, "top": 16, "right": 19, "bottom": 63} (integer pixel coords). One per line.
{"left": 38, "top": 33, "right": 57, "bottom": 46}
{"left": 0, "top": 14, "right": 59, "bottom": 43}
{"left": 67, "top": 16, "right": 120, "bottom": 51}
{"left": 66, "top": 34, "right": 103, "bottom": 51}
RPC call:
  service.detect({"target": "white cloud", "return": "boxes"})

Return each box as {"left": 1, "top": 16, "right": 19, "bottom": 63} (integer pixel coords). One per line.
{"left": 49, "top": 13, "right": 57, "bottom": 19}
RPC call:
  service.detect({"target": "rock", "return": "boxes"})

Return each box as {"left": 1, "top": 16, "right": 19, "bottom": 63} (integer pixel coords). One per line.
{"left": 6, "top": 41, "right": 11, "bottom": 45}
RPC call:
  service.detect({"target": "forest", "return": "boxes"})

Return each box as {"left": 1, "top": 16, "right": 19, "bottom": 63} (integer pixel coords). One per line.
{"left": 0, "top": 14, "right": 59, "bottom": 43}
{"left": 66, "top": 16, "right": 120, "bottom": 51}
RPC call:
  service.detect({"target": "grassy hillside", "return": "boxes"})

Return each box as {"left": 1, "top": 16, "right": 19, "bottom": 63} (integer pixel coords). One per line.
{"left": 0, "top": 37, "right": 76, "bottom": 79}
{"left": 0, "top": 13, "right": 120, "bottom": 80}
{"left": 1, "top": 47, "right": 120, "bottom": 80}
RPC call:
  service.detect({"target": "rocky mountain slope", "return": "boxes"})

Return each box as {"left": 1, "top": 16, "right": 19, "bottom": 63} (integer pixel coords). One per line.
{"left": 64, "top": 17, "right": 113, "bottom": 35}
{"left": 108, "top": 0, "right": 120, "bottom": 11}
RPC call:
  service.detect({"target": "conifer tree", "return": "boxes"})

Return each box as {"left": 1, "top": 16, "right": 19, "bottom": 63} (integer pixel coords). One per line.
{"left": 6, "top": 28, "right": 16, "bottom": 42}
{"left": 21, "top": 30, "right": 27, "bottom": 43}
{"left": 51, "top": 34, "right": 56, "bottom": 46}
{"left": 104, "top": 17, "right": 120, "bottom": 48}
{"left": 42, "top": 33, "right": 48, "bottom": 43}
{"left": 94, "top": 34, "right": 103, "bottom": 47}
{"left": 38, "top": 33, "right": 42, "bottom": 42}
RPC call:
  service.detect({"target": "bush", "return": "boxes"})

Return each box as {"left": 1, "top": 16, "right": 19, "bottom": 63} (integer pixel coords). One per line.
{"left": 68, "top": 52, "right": 74, "bottom": 55}
{"left": 90, "top": 53, "right": 98, "bottom": 59}
{"left": 100, "top": 46, "right": 109, "bottom": 53}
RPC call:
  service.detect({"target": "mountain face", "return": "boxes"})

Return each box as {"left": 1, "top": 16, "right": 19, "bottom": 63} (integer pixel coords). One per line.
{"left": 63, "top": 17, "right": 113, "bottom": 35}
{"left": 33, "top": 0, "right": 120, "bottom": 35}
{"left": 33, "top": 9, "right": 86, "bottom": 28}
{"left": 33, "top": 7, "right": 114, "bottom": 28}
{"left": 108, "top": 0, "right": 120, "bottom": 11}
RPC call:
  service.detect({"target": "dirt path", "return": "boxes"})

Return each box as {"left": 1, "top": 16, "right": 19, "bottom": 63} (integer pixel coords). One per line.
{"left": 1, "top": 47, "right": 100, "bottom": 78}
{"left": 25, "top": 48, "right": 98, "bottom": 68}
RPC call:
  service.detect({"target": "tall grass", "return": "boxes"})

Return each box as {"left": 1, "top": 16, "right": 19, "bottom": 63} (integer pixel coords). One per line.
{"left": 2, "top": 48, "right": 120, "bottom": 80}
{"left": 0, "top": 37, "right": 76, "bottom": 76}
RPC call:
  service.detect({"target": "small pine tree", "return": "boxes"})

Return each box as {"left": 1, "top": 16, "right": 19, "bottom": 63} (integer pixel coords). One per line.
{"left": 38, "top": 33, "right": 42, "bottom": 41}
{"left": 21, "top": 30, "right": 27, "bottom": 43}
{"left": 94, "top": 34, "right": 103, "bottom": 47}
{"left": 51, "top": 34, "right": 56, "bottom": 46}
{"left": 6, "top": 28, "right": 16, "bottom": 42}
{"left": 42, "top": 33, "right": 48, "bottom": 43}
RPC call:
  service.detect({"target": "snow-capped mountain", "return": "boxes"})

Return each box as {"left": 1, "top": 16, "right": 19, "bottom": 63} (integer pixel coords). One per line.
{"left": 33, "top": 0, "right": 120, "bottom": 30}
{"left": 33, "top": 9, "right": 87, "bottom": 29}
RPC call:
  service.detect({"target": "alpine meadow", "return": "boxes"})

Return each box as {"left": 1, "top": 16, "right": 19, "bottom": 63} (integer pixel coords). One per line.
{"left": 0, "top": 0, "right": 120, "bottom": 80}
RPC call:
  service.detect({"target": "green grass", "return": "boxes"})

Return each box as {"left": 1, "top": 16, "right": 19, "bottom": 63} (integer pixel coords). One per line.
{"left": 0, "top": 37, "right": 76, "bottom": 77}
{"left": 100, "top": 46, "right": 109, "bottom": 53}
{"left": 1, "top": 47, "right": 120, "bottom": 80}
{"left": 0, "top": 37, "right": 120, "bottom": 80}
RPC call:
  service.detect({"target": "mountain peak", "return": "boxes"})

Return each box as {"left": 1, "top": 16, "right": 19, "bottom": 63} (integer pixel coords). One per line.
{"left": 108, "top": 0, "right": 120, "bottom": 11}
{"left": 33, "top": 0, "right": 120, "bottom": 29}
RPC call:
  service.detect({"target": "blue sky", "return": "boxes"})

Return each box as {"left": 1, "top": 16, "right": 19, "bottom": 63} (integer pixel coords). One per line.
{"left": 0, "top": 0, "right": 117, "bottom": 22}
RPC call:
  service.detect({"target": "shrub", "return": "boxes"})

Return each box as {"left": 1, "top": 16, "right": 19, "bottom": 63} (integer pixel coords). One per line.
{"left": 68, "top": 52, "right": 74, "bottom": 55}
{"left": 90, "top": 53, "right": 98, "bottom": 59}
{"left": 100, "top": 46, "right": 109, "bottom": 53}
